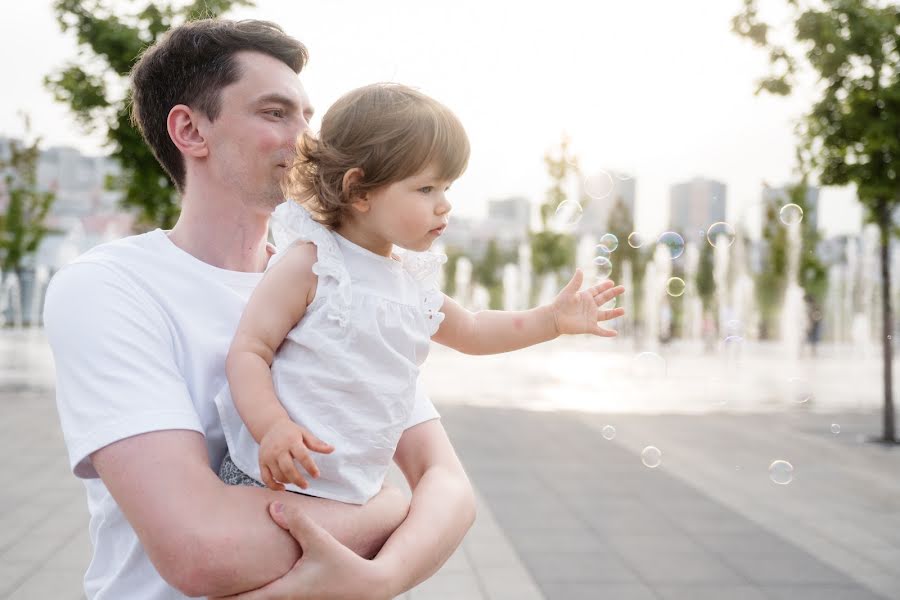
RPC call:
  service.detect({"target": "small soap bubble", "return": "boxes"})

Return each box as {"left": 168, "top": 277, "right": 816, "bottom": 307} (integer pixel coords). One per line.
{"left": 779, "top": 203, "right": 804, "bottom": 225}
{"left": 788, "top": 377, "right": 813, "bottom": 404}
{"left": 706, "top": 222, "right": 736, "bottom": 248}
{"left": 584, "top": 171, "right": 614, "bottom": 200}
{"left": 657, "top": 232, "right": 685, "bottom": 259}
{"left": 627, "top": 232, "right": 644, "bottom": 248}
{"left": 554, "top": 201, "right": 583, "bottom": 229}
{"left": 665, "top": 277, "right": 686, "bottom": 297}
{"left": 599, "top": 233, "right": 619, "bottom": 253}
{"left": 632, "top": 352, "right": 666, "bottom": 378}
{"left": 594, "top": 256, "right": 613, "bottom": 280}
{"left": 601, "top": 425, "right": 616, "bottom": 440}
{"left": 641, "top": 446, "right": 662, "bottom": 468}
{"left": 831, "top": 423, "right": 841, "bottom": 434}
{"left": 769, "top": 460, "right": 794, "bottom": 485}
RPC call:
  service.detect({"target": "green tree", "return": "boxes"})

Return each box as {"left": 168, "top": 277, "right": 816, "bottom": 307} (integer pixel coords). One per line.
{"left": 755, "top": 196, "right": 789, "bottom": 340}
{"left": 733, "top": 0, "right": 900, "bottom": 442}
{"left": 0, "top": 117, "right": 57, "bottom": 278}
{"left": 530, "top": 134, "right": 577, "bottom": 296}
{"left": 696, "top": 236, "right": 716, "bottom": 315}
{"left": 473, "top": 239, "right": 517, "bottom": 310}
{"left": 45, "top": 0, "right": 252, "bottom": 231}
{"left": 605, "top": 196, "right": 646, "bottom": 334}
{"left": 443, "top": 246, "right": 464, "bottom": 298}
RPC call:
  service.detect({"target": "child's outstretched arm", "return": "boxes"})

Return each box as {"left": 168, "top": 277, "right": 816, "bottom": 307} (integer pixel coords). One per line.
{"left": 432, "top": 269, "right": 625, "bottom": 355}
{"left": 225, "top": 242, "right": 334, "bottom": 491}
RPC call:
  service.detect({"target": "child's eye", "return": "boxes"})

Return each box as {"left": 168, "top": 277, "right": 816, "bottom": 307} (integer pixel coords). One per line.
{"left": 419, "top": 186, "right": 434, "bottom": 194}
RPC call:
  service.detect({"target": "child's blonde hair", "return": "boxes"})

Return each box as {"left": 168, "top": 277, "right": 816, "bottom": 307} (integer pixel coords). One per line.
{"left": 286, "top": 82, "right": 470, "bottom": 228}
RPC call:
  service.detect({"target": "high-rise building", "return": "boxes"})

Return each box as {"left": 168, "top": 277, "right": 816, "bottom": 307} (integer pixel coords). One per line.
{"left": 487, "top": 196, "right": 531, "bottom": 236}
{"left": 576, "top": 170, "right": 636, "bottom": 235}
{"left": 669, "top": 177, "right": 726, "bottom": 237}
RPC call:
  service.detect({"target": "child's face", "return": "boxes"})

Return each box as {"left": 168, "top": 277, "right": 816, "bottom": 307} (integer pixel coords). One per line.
{"left": 364, "top": 164, "right": 453, "bottom": 252}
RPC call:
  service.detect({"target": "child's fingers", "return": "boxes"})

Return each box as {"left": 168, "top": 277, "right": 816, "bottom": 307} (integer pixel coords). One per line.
{"left": 598, "top": 307, "right": 626, "bottom": 321}
{"left": 278, "top": 453, "right": 309, "bottom": 489}
{"left": 594, "top": 323, "right": 619, "bottom": 337}
{"left": 587, "top": 280, "right": 615, "bottom": 297}
{"left": 594, "top": 285, "right": 625, "bottom": 305}
{"left": 262, "top": 463, "right": 285, "bottom": 491}
{"left": 303, "top": 432, "right": 334, "bottom": 454}
{"left": 291, "top": 445, "right": 321, "bottom": 479}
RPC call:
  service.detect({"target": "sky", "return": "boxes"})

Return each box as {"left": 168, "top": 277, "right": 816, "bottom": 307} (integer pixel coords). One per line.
{"left": 0, "top": 0, "right": 864, "bottom": 237}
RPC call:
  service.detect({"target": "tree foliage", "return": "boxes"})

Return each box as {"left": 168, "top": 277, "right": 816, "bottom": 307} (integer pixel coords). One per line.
{"left": 531, "top": 135, "right": 577, "bottom": 279}
{"left": 45, "top": 0, "right": 253, "bottom": 230}
{"left": 0, "top": 116, "right": 57, "bottom": 275}
{"left": 733, "top": 0, "right": 900, "bottom": 442}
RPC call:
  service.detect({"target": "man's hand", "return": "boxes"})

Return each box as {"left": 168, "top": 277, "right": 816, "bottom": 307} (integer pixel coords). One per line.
{"left": 259, "top": 419, "right": 334, "bottom": 491}
{"left": 213, "top": 502, "right": 392, "bottom": 600}
{"left": 551, "top": 269, "right": 625, "bottom": 336}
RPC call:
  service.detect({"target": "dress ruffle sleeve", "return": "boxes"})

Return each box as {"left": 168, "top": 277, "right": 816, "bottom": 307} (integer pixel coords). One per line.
{"left": 270, "top": 201, "right": 352, "bottom": 328}
{"left": 399, "top": 249, "right": 448, "bottom": 336}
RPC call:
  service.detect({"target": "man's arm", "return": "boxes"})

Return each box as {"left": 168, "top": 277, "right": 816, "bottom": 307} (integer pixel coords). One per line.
{"left": 374, "top": 419, "right": 477, "bottom": 596}
{"left": 91, "top": 429, "right": 409, "bottom": 598}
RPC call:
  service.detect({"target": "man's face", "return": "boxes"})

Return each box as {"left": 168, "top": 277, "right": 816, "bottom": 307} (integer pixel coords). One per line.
{"left": 202, "top": 51, "right": 313, "bottom": 211}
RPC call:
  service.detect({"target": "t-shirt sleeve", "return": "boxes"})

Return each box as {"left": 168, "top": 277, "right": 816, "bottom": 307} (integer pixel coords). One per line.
{"left": 43, "top": 262, "right": 203, "bottom": 479}
{"left": 404, "top": 378, "right": 440, "bottom": 430}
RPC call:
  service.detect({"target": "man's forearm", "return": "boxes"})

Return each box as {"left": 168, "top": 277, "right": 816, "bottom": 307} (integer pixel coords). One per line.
{"left": 373, "top": 466, "right": 476, "bottom": 596}
{"left": 185, "top": 482, "right": 407, "bottom": 597}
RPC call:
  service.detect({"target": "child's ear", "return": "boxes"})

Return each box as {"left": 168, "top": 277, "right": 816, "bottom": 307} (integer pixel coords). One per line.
{"left": 342, "top": 167, "right": 370, "bottom": 213}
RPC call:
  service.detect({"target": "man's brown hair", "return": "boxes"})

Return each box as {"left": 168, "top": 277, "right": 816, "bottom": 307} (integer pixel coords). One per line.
{"left": 288, "top": 83, "right": 470, "bottom": 229}
{"left": 130, "top": 19, "right": 308, "bottom": 192}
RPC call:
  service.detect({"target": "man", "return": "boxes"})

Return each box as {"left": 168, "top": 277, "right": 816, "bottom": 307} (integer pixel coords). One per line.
{"left": 44, "top": 18, "right": 475, "bottom": 599}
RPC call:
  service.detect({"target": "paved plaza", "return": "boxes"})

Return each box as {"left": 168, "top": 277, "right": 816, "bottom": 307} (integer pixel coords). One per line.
{"left": 1, "top": 330, "right": 899, "bottom": 599}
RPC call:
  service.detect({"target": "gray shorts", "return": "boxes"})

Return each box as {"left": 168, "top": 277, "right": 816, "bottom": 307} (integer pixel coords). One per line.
{"left": 218, "top": 453, "right": 265, "bottom": 488}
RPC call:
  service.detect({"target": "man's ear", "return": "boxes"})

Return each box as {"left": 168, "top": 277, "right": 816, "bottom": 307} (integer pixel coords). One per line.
{"left": 167, "top": 104, "right": 208, "bottom": 158}
{"left": 342, "top": 168, "right": 369, "bottom": 213}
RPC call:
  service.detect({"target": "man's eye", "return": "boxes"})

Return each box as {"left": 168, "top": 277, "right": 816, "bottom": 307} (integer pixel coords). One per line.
{"left": 267, "top": 109, "right": 285, "bottom": 118}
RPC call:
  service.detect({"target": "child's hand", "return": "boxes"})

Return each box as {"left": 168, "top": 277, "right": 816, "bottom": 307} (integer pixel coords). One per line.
{"left": 550, "top": 269, "right": 625, "bottom": 336}
{"left": 258, "top": 419, "right": 334, "bottom": 491}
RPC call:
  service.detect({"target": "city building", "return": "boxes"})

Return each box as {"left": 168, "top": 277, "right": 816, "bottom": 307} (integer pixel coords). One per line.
{"left": 669, "top": 177, "right": 726, "bottom": 238}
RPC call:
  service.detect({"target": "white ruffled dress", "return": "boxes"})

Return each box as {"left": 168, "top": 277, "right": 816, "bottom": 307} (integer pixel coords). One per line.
{"left": 215, "top": 201, "right": 447, "bottom": 504}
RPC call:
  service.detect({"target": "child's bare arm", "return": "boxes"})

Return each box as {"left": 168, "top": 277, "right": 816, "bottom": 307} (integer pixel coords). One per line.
{"left": 432, "top": 269, "right": 625, "bottom": 355}
{"left": 225, "top": 241, "right": 332, "bottom": 489}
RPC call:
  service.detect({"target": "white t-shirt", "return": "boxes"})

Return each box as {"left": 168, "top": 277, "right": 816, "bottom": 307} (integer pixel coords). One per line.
{"left": 216, "top": 201, "right": 443, "bottom": 504}
{"left": 43, "top": 227, "right": 441, "bottom": 600}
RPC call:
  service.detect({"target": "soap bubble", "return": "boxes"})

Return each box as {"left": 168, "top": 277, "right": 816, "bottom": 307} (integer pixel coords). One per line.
{"left": 769, "top": 460, "right": 793, "bottom": 485}
{"left": 666, "top": 277, "right": 686, "bottom": 297}
{"left": 779, "top": 204, "right": 804, "bottom": 225}
{"left": 553, "top": 201, "right": 583, "bottom": 229}
{"left": 584, "top": 171, "right": 614, "bottom": 199}
{"left": 601, "top": 425, "right": 616, "bottom": 440}
{"left": 657, "top": 232, "right": 685, "bottom": 259}
{"left": 598, "top": 233, "right": 619, "bottom": 253}
{"left": 594, "top": 256, "right": 613, "bottom": 280}
{"left": 641, "top": 446, "right": 662, "bottom": 468}
{"left": 627, "top": 232, "right": 644, "bottom": 248}
{"left": 706, "top": 222, "right": 736, "bottom": 248}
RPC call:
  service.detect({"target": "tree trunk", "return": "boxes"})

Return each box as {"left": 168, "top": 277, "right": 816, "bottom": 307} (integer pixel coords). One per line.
{"left": 877, "top": 199, "right": 896, "bottom": 443}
